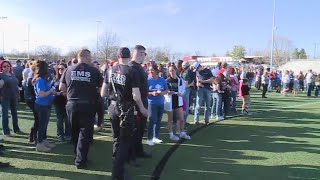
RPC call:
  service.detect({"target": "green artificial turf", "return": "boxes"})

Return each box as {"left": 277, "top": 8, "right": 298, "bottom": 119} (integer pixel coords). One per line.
{"left": 0, "top": 91, "right": 319, "bottom": 180}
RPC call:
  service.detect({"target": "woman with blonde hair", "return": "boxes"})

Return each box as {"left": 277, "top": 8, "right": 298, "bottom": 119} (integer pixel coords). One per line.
{"left": 165, "top": 65, "right": 191, "bottom": 141}
{"left": 26, "top": 60, "right": 40, "bottom": 143}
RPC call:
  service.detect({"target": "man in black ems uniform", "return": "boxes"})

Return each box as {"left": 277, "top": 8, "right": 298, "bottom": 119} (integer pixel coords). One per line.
{"left": 101, "top": 47, "right": 148, "bottom": 180}
{"left": 59, "top": 49, "right": 103, "bottom": 169}
{"left": 128, "top": 45, "right": 151, "bottom": 159}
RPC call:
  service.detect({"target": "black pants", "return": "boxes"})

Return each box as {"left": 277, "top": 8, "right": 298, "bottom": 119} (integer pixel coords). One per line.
{"left": 96, "top": 96, "right": 105, "bottom": 126}
{"left": 256, "top": 78, "right": 262, "bottom": 90}
{"left": 262, "top": 84, "right": 268, "bottom": 97}
{"left": 26, "top": 99, "right": 39, "bottom": 140}
{"left": 66, "top": 102, "right": 95, "bottom": 166}
{"left": 108, "top": 103, "right": 134, "bottom": 180}
{"left": 134, "top": 111, "right": 147, "bottom": 157}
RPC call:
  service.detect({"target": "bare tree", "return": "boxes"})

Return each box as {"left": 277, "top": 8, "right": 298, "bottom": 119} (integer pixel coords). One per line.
{"left": 253, "top": 36, "right": 294, "bottom": 66}
{"left": 35, "top": 45, "right": 61, "bottom": 62}
{"left": 65, "top": 48, "right": 78, "bottom": 59}
{"left": 194, "top": 50, "right": 201, "bottom": 56}
{"left": 97, "top": 31, "right": 120, "bottom": 61}
{"left": 145, "top": 46, "right": 172, "bottom": 63}
{"left": 265, "top": 36, "right": 294, "bottom": 66}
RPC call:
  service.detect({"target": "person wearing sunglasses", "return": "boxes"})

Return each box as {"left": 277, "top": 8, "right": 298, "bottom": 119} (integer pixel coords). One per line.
{"left": 0, "top": 61, "right": 22, "bottom": 136}
{"left": 53, "top": 63, "right": 71, "bottom": 142}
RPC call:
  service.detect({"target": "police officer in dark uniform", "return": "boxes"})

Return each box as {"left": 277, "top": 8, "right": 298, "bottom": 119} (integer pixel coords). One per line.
{"left": 101, "top": 47, "right": 148, "bottom": 180}
{"left": 59, "top": 49, "right": 103, "bottom": 169}
{"left": 128, "top": 45, "right": 151, "bottom": 159}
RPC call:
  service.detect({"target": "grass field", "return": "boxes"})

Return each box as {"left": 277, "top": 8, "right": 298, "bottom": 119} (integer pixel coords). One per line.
{"left": 0, "top": 91, "right": 319, "bottom": 180}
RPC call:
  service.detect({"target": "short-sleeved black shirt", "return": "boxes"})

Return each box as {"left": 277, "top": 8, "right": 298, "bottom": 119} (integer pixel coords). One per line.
{"left": 167, "top": 77, "right": 179, "bottom": 108}
{"left": 60, "top": 63, "right": 103, "bottom": 102}
{"left": 198, "top": 68, "right": 214, "bottom": 89}
{"left": 105, "top": 64, "right": 140, "bottom": 104}
{"left": 128, "top": 61, "right": 148, "bottom": 107}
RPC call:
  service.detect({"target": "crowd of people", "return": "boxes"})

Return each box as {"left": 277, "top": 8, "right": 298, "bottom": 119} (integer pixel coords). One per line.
{"left": 0, "top": 47, "right": 319, "bottom": 179}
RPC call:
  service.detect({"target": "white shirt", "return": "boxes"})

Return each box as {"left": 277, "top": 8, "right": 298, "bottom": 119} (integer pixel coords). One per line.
{"left": 305, "top": 72, "right": 313, "bottom": 84}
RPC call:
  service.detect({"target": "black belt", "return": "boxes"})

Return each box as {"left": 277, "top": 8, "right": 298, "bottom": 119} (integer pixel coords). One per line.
{"left": 68, "top": 99, "right": 96, "bottom": 104}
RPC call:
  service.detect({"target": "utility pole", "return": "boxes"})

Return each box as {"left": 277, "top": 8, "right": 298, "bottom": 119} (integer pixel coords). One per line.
{"left": 314, "top": 43, "right": 318, "bottom": 59}
{"left": 0, "top": 17, "right": 8, "bottom": 55}
{"left": 270, "top": 0, "right": 276, "bottom": 69}
{"left": 27, "top": 24, "right": 30, "bottom": 59}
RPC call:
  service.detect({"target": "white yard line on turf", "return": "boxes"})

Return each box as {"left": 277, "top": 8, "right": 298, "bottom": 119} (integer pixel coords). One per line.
{"left": 6, "top": 135, "right": 109, "bottom": 152}
{"left": 219, "top": 100, "right": 320, "bottom": 119}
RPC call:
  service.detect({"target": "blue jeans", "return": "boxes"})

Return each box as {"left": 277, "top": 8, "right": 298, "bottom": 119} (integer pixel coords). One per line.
{"left": 315, "top": 86, "right": 320, "bottom": 97}
{"left": 211, "top": 93, "right": 223, "bottom": 117}
{"left": 35, "top": 104, "right": 51, "bottom": 143}
{"left": 223, "top": 91, "right": 231, "bottom": 116}
{"left": 54, "top": 103, "right": 71, "bottom": 138}
{"left": 268, "top": 79, "right": 273, "bottom": 91}
{"left": 183, "top": 88, "right": 191, "bottom": 122}
{"left": 148, "top": 103, "right": 164, "bottom": 140}
{"left": 1, "top": 98, "right": 19, "bottom": 135}
{"left": 231, "top": 91, "right": 237, "bottom": 113}
{"left": 307, "top": 83, "right": 313, "bottom": 96}
{"left": 194, "top": 88, "right": 212, "bottom": 123}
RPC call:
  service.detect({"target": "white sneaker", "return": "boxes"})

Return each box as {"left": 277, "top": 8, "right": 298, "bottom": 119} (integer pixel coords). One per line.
{"left": 43, "top": 139, "right": 56, "bottom": 149}
{"left": 216, "top": 116, "right": 224, "bottom": 120}
{"left": 36, "top": 143, "right": 51, "bottom": 152}
{"left": 147, "top": 139, "right": 154, "bottom": 146}
{"left": 169, "top": 134, "right": 180, "bottom": 141}
{"left": 152, "top": 137, "right": 163, "bottom": 144}
{"left": 179, "top": 132, "right": 191, "bottom": 140}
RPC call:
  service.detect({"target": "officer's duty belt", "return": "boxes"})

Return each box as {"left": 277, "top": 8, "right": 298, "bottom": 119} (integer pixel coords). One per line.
{"left": 68, "top": 99, "right": 96, "bottom": 104}
{"left": 110, "top": 100, "right": 133, "bottom": 107}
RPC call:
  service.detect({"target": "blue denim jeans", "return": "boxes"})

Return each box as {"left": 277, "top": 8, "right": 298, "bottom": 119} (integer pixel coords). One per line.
{"left": 1, "top": 98, "right": 19, "bottom": 135}
{"left": 54, "top": 103, "right": 71, "bottom": 138}
{"left": 211, "top": 93, "right": 223, "bottom": 117}
{"left": 194, "top": 88, "right": 212, "bottom": 123}
{"left": 183, "top": 88, "right": 191, "bottom": 122}
{"left": 315, "top": 86, "right": 320, "bottom": 97}
{"left": 268, "top": 79, "right": 273, "bottom": 91}
{"left": 307, "top": 83, "right": 313, "bottom": 96}
{"left": 223, "top": 90, "right": 231, "bottom": 116}
{"left": 231, "top": 91, "right": 237, "bottom": 113}
{"left": 148, "top": 103, "right": 164, "bottom": 140}
{"left": 35, "top": 104, "right": 51, "bottom": 143}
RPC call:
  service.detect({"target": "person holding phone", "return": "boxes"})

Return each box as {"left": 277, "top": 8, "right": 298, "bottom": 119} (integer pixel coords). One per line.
{"left": 53, "top": 63, "right": 71, "bottom": 142}
{"left": 32, "top": 60, "right": 56, "bottom": 152}
{"left": 166, "top": 65, "right": 191, "bottom": 141}
{"left": 147, "top": 65, "right": 168, "bottom": 146}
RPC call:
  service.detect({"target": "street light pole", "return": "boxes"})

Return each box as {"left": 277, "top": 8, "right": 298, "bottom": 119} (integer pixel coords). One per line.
{"left": 96, "top": 21, "right": 102, "bottom": 59}
{"left": 27, "top": 24, "right": 30, "bottom": 59}
{"left": 0, "top": 16, "right": 8, "bottom": 55}
{"left": 270, "top": 0, "right": 276, "bottom": 69}
{"left": 314, "top": 43, "right": 318, "bottom": 59}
